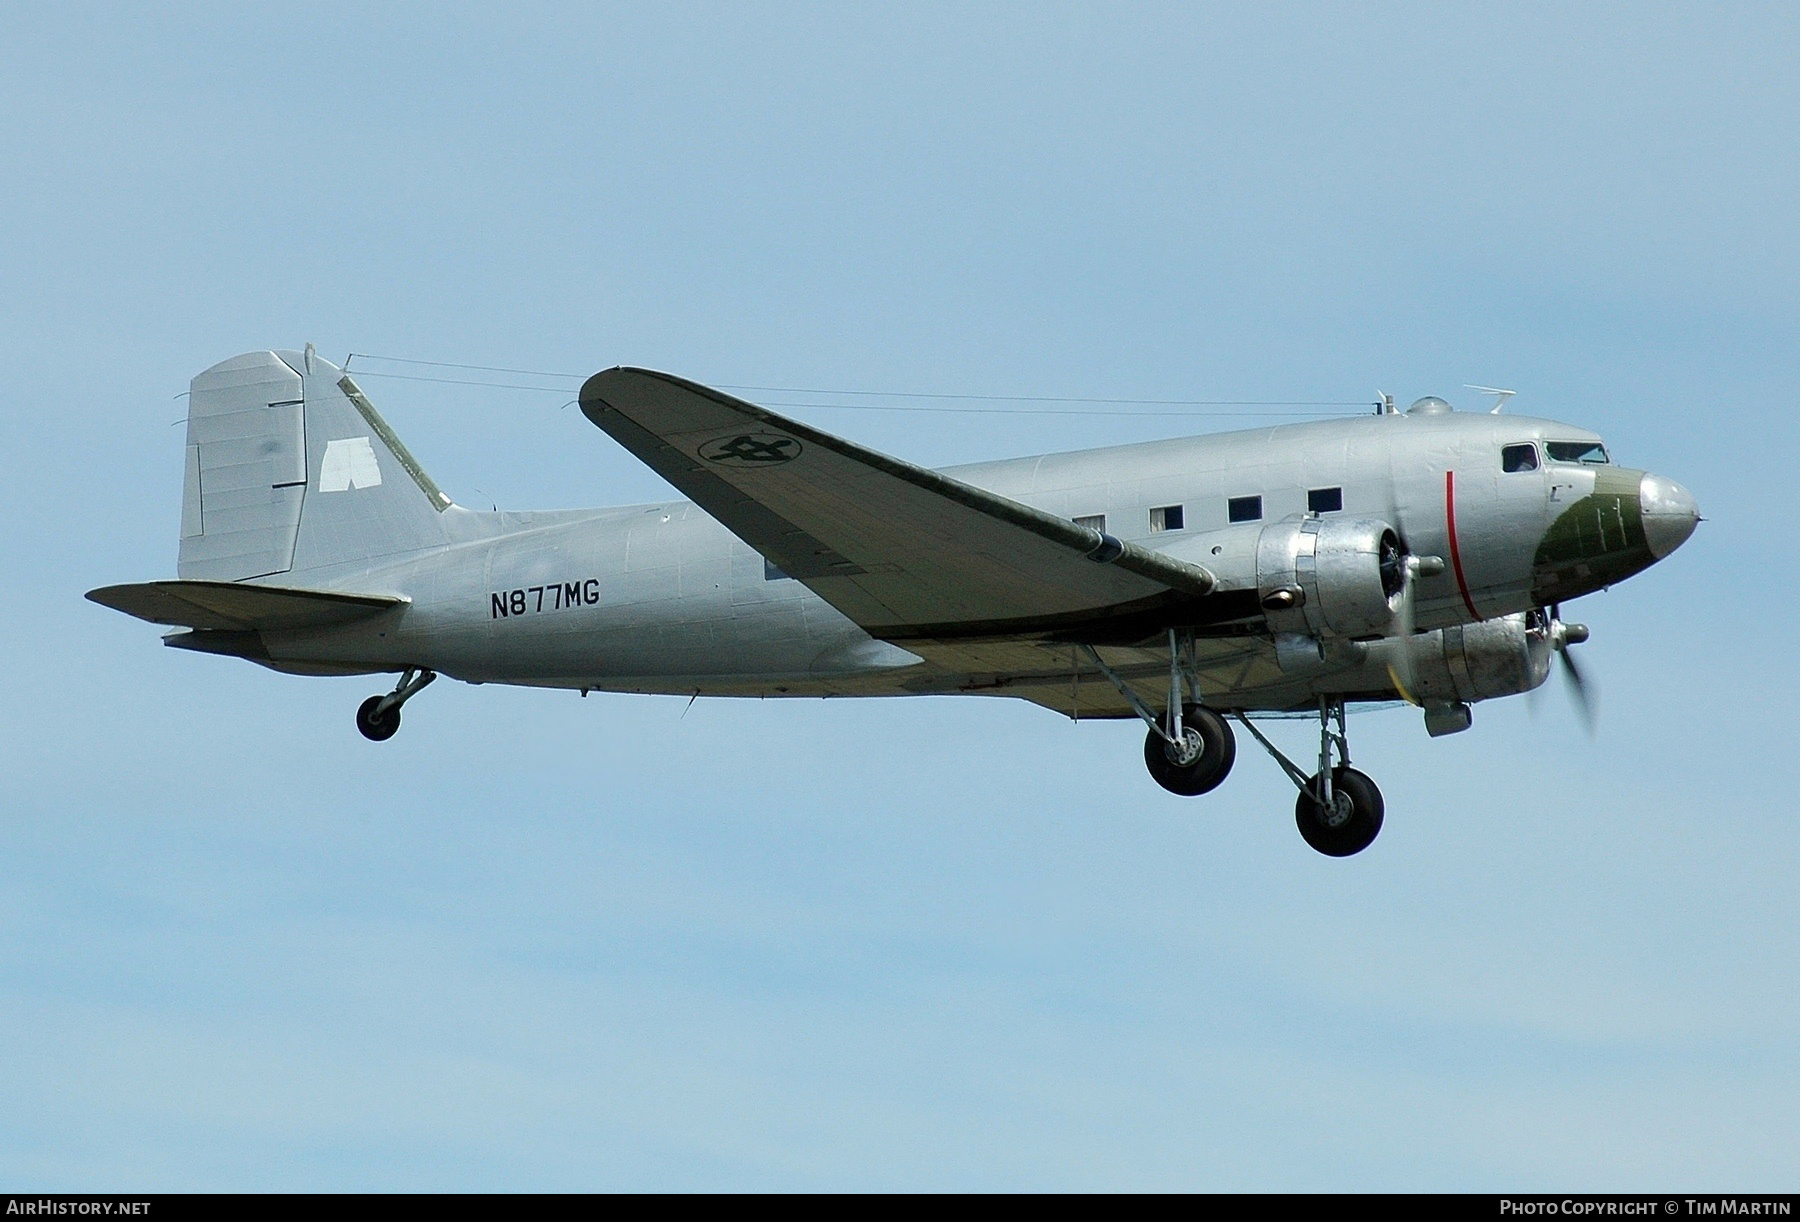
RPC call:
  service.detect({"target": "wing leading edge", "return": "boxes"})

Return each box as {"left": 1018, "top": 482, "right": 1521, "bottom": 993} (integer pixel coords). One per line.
{"left": 579, "top": 368, "right": 1218, "bottom": 640}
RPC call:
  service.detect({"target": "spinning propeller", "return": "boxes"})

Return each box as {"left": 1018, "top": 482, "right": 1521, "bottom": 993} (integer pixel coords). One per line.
{"left": 1536, "top": 603, "right": 1598, "bottom": 736}
{"left": 1383, "top": 543, "right": 1443, "bottom": 705}
{"left": 1380, "top": 553, "right": 1594, "bottom": 734}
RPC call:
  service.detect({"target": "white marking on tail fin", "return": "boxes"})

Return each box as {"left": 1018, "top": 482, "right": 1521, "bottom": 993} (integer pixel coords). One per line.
{"left": 320, "top": 437, "right": 382, "bottom": 491}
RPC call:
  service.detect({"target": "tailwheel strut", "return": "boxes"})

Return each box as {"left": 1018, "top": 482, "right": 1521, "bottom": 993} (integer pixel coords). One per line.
{"left": 356, "top": 667, "right": 436, "bottom": 742}
{"left": 1233, "top": 698, "right": 1384, "bottom": 857}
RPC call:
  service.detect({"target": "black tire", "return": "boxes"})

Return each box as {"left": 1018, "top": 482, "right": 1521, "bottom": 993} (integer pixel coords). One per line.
{"left": 356, "top": 695, "right": 400, "bottom": 742}
{"left": 1294, "top": 766, "right": 1383, "bottom": 856}
{"left": 1143, "top": 704, "right": 1237, "bottom": 796}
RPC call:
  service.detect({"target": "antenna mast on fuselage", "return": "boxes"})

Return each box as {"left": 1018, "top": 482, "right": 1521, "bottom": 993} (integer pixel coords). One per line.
{"left": 1465, "top": 384, "right": 1517, "bottom": 414}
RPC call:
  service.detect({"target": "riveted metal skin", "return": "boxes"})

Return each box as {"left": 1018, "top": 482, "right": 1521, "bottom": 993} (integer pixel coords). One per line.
{"left": 1360, "top": 612, "right": 1554, "bottom": 706}
{"left": 1532, "top": 465, "right": 1656, "bottom": 603}
{"left": 95, "top": 356, "right": 1700, "bottom": 727}
{"left": 1257, "top": 517, "right": 1404, "bottom": 641}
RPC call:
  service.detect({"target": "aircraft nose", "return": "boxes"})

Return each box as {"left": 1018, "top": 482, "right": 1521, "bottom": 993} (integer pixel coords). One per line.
{"left": 1640, "top": 473, "right": 1699, "bottom": 559}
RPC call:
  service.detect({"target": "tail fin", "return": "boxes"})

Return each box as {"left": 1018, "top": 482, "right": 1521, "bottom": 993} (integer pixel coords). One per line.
{"left": 178, "top": 346, "right": 452, "bottom": 582}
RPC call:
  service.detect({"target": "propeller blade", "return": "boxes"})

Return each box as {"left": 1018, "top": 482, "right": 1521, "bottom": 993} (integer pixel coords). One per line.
{"left": 1527, "top": 604, "right": 1554, "bottom": 718}
{"left": 1387, "top": 555, "right": 1421, "bottom": 704}
{"left": 1558, "top": 641, "right": 1598, "bottom": 737}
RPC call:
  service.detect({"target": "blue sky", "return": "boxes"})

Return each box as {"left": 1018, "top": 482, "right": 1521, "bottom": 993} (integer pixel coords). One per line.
{"left": 2, "top": 3, "right": 1796, "bottom": 1190}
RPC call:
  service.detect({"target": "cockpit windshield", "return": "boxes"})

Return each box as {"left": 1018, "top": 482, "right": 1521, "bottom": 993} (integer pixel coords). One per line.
{"left": 1546, "top": 440, "right": 1610, "bottom": 465}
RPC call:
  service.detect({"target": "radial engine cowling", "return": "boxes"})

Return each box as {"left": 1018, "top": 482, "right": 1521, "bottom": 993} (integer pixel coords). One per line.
{"left": 1257, "top": 517, "right": 1406, "bottom": 640}
{"left": 1364, "top": 613, "right": 1555, "bottom": 704}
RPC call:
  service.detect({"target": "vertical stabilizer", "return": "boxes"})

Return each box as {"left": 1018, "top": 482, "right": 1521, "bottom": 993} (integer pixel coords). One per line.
{"left": 284, "top": 347, "right": 452, "bottom": 576}
{"left": 177, "top": 348, "right": 453, "bottom": 584}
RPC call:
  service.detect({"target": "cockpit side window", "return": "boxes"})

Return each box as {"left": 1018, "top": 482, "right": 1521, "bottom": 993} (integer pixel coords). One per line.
{"left": 1546, "top": 441, "right": 1610, "bottom": 465}
{"left": 1502, "top": 443, "right": 1539, "bottom": 473}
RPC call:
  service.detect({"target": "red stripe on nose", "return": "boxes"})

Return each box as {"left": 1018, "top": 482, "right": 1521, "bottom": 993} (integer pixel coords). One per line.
{"left": 1445, "top": 470, "right": 1481, "bottom": 619}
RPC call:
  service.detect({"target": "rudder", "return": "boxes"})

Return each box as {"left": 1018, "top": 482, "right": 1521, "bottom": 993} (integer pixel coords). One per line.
{"left": 177, "top": 346, "right": 452, "bottom": 583}
{"left": 178, "top": 351, "right": 308, "bottom": 581}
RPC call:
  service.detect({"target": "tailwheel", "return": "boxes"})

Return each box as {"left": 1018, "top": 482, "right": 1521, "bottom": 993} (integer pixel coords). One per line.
{"left": 1294, "top": 766, "right": 1384, "bottom": 857}
{"left": 356, "top": 695, "right": 401, "bottom": 741}
{"left": 1144, "top": 704, "right": 1236, "bottom": 796}
{"left": 354, "top": 667, "right": 435, "bottom": 742}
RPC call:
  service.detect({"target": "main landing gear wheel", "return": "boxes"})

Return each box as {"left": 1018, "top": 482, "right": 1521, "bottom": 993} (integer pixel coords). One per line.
{"left": 1294, "top": 766, "right": 1384, "bottom": 857}
{"left": 355, "top": 667, "right": 436, "bottom": 742}
{"left": 356, "top": 695, "right": 400, "bottom": 741}
{"left": 1232, "top": 698, "right": 1388, "bottom": 858}
{"left": 1144, "top": 704, "right": 1237, "bottom": 796}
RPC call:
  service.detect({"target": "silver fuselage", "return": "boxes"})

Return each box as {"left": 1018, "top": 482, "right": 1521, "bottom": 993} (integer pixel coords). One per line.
{"left": 229, "top": 407, "right": 1689, "bottom": 714}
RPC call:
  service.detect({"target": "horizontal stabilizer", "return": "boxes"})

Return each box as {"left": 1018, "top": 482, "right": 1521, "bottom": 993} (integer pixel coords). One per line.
{"left": 87, "top": 580, "right": 404, "bottom": 632}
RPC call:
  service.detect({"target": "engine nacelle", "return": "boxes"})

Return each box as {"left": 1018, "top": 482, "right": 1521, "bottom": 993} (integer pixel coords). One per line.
{"left": 1257, "top": 517, "right": 1406, "bottom": 640}
{"left": 1360, "top": 612, "right": 1555, "bottom": 703}
{"left": 1431, "top": 614, "right": 1555, "bottom": 702}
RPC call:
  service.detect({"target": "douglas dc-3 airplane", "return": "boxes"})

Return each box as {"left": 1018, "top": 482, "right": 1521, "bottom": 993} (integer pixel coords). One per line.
{"left": 90, "top": 347, "right": 1699, "bottom": 856}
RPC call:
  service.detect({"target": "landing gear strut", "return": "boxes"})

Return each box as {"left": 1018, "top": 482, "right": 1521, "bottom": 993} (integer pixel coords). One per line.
{"left": 1292, "top": 767, "right": 1383, "bottom": 857}
{"left": 1234, "top": 698, "right": 1384, "bottom": 857}
{"left": 356, "top": 667, "right": 435, "bottom": 742}
{"left": 1143, "top": 705, "right": 1236, "bottom": 796}
{"left": 1085, "top": 630, "right": 1237, "bottom": 798}
{"left": 1083, "top": 636, "right": 1383, "bottom": 854}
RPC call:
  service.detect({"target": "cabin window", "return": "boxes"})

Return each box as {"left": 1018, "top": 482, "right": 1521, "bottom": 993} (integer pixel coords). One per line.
{"left": 1547, "top": 440, "right": 1610, "bottom": 465}
{"left": 1502, "top": 443, "right": 1539, "bottom": 473}
{"left": 1228, "top": 495, "right": 1262, "bottom": 523}
{"left": 1073, "top": 514, "right": 1107, "bottom": 533}
{"left": 1149, "top": 505, "right": 1184, "bottom": 533}
{"left": 764, "top": 558, "right": 791, "bottom": 581}
{"left": 1307, "top": 487, "right": 1343, "bottom": 514}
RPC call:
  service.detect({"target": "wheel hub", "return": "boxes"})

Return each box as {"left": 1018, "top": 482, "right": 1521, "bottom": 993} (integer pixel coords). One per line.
{"left": 1164, "top": 727, "right": 1205, "bottom": 768}
{"left": 1320, "top": 789, "right": 1355, "bottom": 828}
